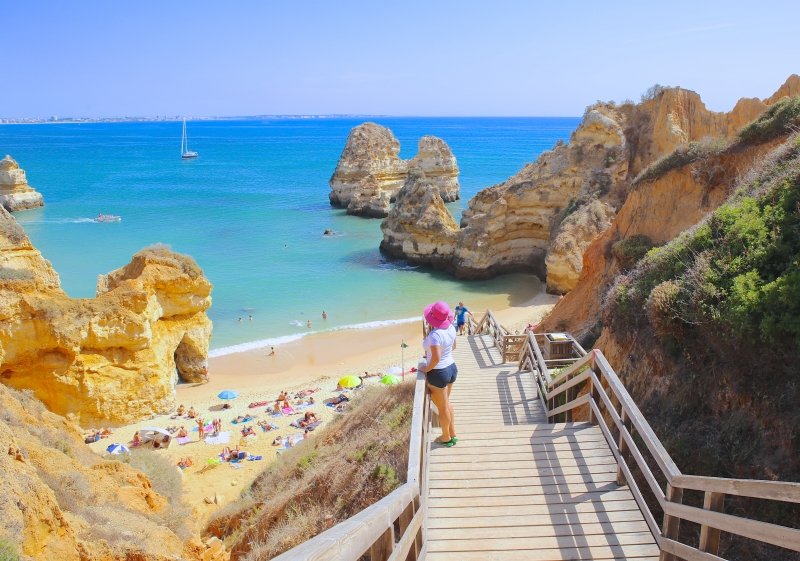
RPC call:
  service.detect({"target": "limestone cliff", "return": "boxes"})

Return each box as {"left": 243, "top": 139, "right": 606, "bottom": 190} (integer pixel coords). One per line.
{"left": 541, "top": 83, "right": 800, "bottom": 340}
{"left": 379, "top": 171, "right": 459, "bottom": 268}
{"left": 380, "top": 76, "right": 797, "bottom": 292}
{"left": 0, "top": 384, "right": 201, "bottom": 561}
{"left": 329, "top": 123, "right": 459, "bottom": 217}
{"left": 0, "top": 155, "right": 44, "bottom": 212}
{"left": 0, "top": 207, "right": 212, "bottom": 425}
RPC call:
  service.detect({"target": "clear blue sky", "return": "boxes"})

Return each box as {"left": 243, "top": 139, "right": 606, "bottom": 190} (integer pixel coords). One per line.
{"left": 2, "top": 1, "right": 797, "bottom": 118}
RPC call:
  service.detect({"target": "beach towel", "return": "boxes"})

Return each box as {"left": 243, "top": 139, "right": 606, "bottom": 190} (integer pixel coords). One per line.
{"left": 247, "top": 455, "right": 263, "bottom": 461}
{"left": 281, "top": 406, "right": 296, "bottom": 415}
{"left": 305, "top": 421, "right": 322, "bottom": 431}
{"left": 259, "top": 422, "right": 278, "bottom": 432}
{"left": 204, "top": 431, "right": 230, "bottom": 445}
{"left": 177, "top": 436, "right": 191, "bottom": 445}
{"left": 231, "top": 416, "right": 253, "bottom": 424}
{"left": 192, "top": 424, "right": 214, "bottom": 432}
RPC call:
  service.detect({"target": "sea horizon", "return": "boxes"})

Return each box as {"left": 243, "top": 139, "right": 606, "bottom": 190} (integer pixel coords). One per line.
{"left": 3, "top": 116, "right": 580, "bottom": 350}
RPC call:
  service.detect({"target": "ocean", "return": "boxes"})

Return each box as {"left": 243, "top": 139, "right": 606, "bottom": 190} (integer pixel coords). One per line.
{"left": 1, "top": 117, "right": 579, "bottom": 352}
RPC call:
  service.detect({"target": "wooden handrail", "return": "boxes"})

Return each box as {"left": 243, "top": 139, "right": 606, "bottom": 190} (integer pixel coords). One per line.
{"left": 272, "top": 369, "right": 431, "bottom": 561}
{"left": 539, "top": 346, "right": 800, "bottom": 558}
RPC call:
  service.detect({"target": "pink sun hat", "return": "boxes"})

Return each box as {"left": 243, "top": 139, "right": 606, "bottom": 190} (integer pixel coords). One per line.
{"left": 424, "top": 301, "right": 453, "bottom": 329}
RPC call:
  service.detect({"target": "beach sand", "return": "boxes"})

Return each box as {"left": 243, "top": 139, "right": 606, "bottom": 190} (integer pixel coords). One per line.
{"left": 87, "top": 289, "right": 558, "bottom": 528}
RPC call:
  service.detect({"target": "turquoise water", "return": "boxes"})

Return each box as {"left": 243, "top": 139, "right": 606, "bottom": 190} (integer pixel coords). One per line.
{"left": 1, "top": 117, "right": 579, "bottom": 351}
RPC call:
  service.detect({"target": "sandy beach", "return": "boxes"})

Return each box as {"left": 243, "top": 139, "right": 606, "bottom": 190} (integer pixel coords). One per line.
{"left": 87, "top": 289, "right": 558, "bottom": 527}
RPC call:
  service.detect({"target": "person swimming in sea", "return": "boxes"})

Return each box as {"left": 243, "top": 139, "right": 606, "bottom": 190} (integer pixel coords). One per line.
{"left": 322, "top": 310, "right": 328, "bottom": 320}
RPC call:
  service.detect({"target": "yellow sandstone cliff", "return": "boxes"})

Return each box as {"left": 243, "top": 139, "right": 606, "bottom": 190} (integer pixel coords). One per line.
{"left": 0, "top": 384, "right": 201, "bottom": 561}
{"left": 0, "top": 206, "right": 212, "bottom": 425}
{"left": 380, "top": 76, "right": 799, "bottom": 294}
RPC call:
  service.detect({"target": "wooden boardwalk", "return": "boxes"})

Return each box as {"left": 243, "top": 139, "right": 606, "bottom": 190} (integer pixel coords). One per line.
{"left": 426, "top": 335, "right": 659, "bottom": 561}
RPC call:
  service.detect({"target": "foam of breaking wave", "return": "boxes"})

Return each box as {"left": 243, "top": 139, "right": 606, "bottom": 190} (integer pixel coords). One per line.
{"left": 208, "top": 316, "right": 419, "bottom": 357}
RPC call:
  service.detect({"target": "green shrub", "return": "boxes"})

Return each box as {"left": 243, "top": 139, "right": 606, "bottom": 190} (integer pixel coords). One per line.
{"left": 612, "top": 234, "right": 655, "bottom": 269}
{"left": 634, "top": 138, "right": 728, "bottom": 184}
{"left": 738, "top": 96, "right": 800, "bottom": 145}
{"left": 611, "top": 135, "right": 800, "bottom": 343}
{"left": 0, "top": 538, "right": 18, "bottom": 561}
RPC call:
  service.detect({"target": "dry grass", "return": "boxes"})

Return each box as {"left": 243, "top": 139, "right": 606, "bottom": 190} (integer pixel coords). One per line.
{"left": 207, "top": 383, "right": 414, "bottom": 560}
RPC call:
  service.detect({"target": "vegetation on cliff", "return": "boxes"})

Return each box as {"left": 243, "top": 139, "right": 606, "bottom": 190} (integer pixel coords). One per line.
{"left": 603, "top": 135, "right": 800, "bottom": 560}
{"left": 207, "top": 383, "right": 413, "bottom": 560}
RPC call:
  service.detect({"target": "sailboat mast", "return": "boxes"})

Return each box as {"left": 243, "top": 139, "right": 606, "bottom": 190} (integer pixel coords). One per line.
{"left": 181, "top": 119, "right": 187, "bottom": 154}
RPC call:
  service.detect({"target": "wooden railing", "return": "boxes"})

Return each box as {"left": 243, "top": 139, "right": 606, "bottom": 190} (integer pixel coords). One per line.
{"left": 536, "top": 347, "right": 800, "bottom": 561}
{"left": 271, "top": 368, "right": 432, "bottom": 561}
{"left": 270, "top": 309, "right": 799, "bottom": 561}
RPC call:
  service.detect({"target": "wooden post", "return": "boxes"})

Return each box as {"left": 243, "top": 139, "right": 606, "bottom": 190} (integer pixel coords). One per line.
{"left": 660, "top": 484, "right": 684, "bottom": 561}
{"left": 370, "top": 525, "right": 395, "bottom": 561}
{"left": 616, "top": 410, "right": 632, "bottom": 485}
{"left": 412, "top": 496, "right": 422, "bottom": 558}
{"left": 699, "top": 491, "right": 725, "bottom": 555}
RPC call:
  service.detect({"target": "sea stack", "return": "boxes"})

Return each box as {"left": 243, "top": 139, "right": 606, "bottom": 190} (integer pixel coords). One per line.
{"left": 329, "top": 123, "right": 460, "bottom": 217}
{"left": 380, "top": 170, "right": 459, "bottom": 268}
{"left": 0, "top": 206, "right": 213, "bottom": 425}
{"left": 0, "top": 155, "right": 44, "bottom": 212}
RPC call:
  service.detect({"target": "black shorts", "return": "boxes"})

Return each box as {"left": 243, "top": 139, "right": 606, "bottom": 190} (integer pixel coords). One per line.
{"left": 427, "top": 363, "right": 458, "bottom": 389}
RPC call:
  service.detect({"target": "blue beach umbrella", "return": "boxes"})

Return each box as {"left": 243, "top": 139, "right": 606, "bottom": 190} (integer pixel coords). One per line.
{"left": 106, "top": 443, "right": 130, "bottom": 455}
{"left": 218, "top": 390, "right": 239, "bottom": 400}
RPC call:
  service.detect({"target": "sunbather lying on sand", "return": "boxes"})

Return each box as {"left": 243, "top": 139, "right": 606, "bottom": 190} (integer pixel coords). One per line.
{"left": 299, "top": 412, "right": 318, "bottom": 427}
{"left": 241, "top": 425, "right": 257, "bottom": 437}
{"left": 257, "top": 419, "right": 278, "bottom": 431}
{"left": 187, "top": 406, "right": 197, "bottom": 418}
{"left": 177, "top": 457, "right": 193, "bottom": 469}
{"left": 177, "top": 404, "right": 185, "bottom": 416}
{"left": 232, "top": 415, "right": 252, "bottom": 424}
{"left": 177, "top": 426, "right": 188, "bottom": 438}
{"left": 326, "top": 394, "right": 350, "bottom": 406}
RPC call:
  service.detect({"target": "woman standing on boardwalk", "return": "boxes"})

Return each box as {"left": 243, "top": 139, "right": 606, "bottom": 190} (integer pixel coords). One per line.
{"left": 422, "top": 301, "right": 459, "bottom": 447}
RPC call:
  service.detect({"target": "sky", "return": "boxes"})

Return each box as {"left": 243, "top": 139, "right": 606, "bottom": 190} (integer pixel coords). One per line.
{"left": 1, "top": 1, "right": 797, "bottom": 118}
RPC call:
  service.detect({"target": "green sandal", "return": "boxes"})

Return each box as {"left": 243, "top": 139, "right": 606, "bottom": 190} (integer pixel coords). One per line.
{"left": 450, "top": 436, "right": 459, "bottom": 444}
{"left": 442, "top": 438, "right": 457, "bottom": 447}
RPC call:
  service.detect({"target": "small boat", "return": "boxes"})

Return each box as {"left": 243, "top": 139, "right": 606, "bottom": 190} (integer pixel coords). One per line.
{"left": 180, "top": 118, "right": 198, "bottom": 160}
{"left": 95, "top": 214, "right": 121, "bottom": 223}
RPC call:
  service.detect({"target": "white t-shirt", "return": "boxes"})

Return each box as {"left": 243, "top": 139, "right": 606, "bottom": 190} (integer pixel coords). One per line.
{"left": 423, "top": 324, "right": 457, "bottom": 370}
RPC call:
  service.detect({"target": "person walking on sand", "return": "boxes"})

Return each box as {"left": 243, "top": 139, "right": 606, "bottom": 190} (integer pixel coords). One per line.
{"left": 422, "top": 301, "right": 459, "bottom": 447}
{"left": 454, "top": 301, "right": 474, "bottom": 336}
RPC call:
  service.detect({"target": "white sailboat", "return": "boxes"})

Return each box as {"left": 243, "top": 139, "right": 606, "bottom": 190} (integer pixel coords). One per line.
{"left": 180, "top": 118, "right": 198, "bottom": 160}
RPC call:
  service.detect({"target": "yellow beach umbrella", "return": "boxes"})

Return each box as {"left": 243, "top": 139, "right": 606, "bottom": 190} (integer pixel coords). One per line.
{"left": 338, "top": 375, "right": 362, "bottom": 389}
{"left": 380, "top": 374, "right": 401, "bottom": 386}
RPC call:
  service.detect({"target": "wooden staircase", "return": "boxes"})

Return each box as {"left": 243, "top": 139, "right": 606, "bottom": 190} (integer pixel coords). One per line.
{"left": 272, "top": 311, "right": 800, "bottom": 561}
{"left": 426, "top": 334, "right": 659, "bottom": 560}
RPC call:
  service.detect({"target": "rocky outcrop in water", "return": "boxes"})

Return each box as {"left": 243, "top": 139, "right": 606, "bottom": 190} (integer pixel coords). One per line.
{"left": 380, "top": 77, "right": 797, "bottom": 289}
{"left": 329, "top": 123, "right": 459, "bottom": 217}
{"left": 379, "top": 171, "right": 459, "bottom": 268}
{"left": 0, "top": 206, "right": 212, "bottom": 425}
{"left": 0, "top": 155, "right": 44, "bottom": 212}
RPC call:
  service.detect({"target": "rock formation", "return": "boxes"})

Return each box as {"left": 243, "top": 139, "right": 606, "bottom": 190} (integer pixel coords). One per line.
{"left": 0, "top": 384, "right": 200, "bottom": 560}
{"left": 0, "top": 206, "right": 212, "bottom": 425}
{"left": 408, "top": 136, "right": 460, "bottom": 202}
{"left": 0, "top": 155, "right": 44, "bottom": 212}
{"left": 379, "top": 171, "right": 459, "bottom": 268}
{"left": 380, "top": 76, "right": 798, "bottom": 291}
{"left": 329, "top": 123, "right": 459, "bottom": 217}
